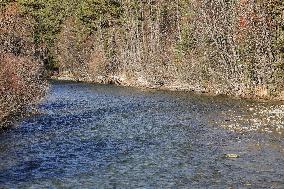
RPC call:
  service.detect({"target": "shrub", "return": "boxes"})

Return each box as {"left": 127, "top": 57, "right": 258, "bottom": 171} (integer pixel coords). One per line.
{"left": 0, "top": 53, "right": 47, "bottom": 128}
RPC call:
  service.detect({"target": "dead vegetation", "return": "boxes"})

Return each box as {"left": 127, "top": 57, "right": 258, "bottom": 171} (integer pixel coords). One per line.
{"left": 54, "top": 0, "right": 283, "bottom": 100}
{"left": 0, "top": 2, "right": 47, "bottom": 128}
{"left": 0, "top": 54, "right": 46, "bottom": 128}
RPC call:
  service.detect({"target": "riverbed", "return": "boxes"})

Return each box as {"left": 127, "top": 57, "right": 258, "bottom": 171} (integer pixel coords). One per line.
{"left": 0, "top": 81, "right": 283, "bottom": 188}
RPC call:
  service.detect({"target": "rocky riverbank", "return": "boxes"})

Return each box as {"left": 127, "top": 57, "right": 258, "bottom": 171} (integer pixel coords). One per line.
{"left": 53, "top": 71, "right": 284, "bottom": 101}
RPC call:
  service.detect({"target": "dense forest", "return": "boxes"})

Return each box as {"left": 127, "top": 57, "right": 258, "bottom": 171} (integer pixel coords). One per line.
{"left": 0, "top": 0, "right": 284, "bottom": 126}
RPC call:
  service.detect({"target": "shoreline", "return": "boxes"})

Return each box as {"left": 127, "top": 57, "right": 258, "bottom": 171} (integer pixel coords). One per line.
{"left": 52, "top": 74, "right": 284, "bottom": 103}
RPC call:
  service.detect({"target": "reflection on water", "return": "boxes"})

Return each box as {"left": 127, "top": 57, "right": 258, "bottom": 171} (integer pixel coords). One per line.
{"left": 0, "top": 81, "right": 283, "bottom": 188}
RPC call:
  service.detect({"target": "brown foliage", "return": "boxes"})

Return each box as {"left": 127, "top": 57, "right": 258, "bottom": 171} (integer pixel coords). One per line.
{"left": 0, "top": 53, "right": 47, "bottom": 128}
{"left": 0, "top": 2, "right": 47, "bottom": 128}
{"left": 0, "top": 2, "right": 35, "bottom": 56}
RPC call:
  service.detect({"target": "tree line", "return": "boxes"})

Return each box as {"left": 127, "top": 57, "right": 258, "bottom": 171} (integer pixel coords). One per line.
{"left": 0, "top": 0, "right": 283, "bottom": 125}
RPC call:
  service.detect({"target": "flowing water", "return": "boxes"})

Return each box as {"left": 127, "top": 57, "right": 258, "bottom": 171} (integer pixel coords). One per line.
{"left": 0, "top": 81, "right": 283, "bottom": 188}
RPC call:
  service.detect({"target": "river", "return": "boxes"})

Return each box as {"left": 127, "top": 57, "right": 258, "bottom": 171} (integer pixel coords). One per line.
{"left": 0, "top": 81, "right": 283, "bottom": 188}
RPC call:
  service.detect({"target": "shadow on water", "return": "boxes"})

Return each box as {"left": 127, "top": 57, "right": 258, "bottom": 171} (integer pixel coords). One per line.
{"left": 0, "top": 80, "right": 283, "bottom": 188}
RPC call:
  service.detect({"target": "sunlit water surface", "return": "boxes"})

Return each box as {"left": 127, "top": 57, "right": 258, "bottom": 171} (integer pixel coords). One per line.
{"left": 0, "top": 81, "right": 283, "bottom": 188}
